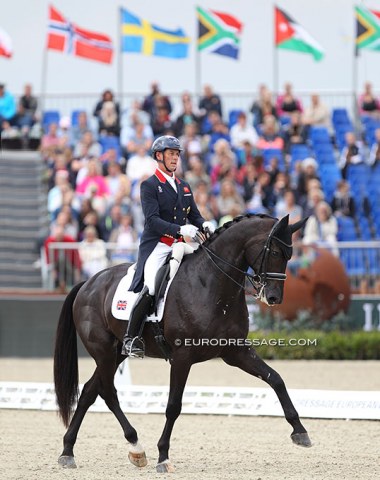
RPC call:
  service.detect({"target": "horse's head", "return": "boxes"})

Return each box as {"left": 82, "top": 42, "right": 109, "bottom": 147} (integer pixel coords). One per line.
{"left": 245, "top": 215, "right": 307, "bottom": 306}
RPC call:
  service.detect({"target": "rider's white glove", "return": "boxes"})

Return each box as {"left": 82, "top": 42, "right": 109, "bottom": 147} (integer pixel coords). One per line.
{"left": 202, "top": 221, "right": 216, "bottom": 234}
{"left": 179, "top": 224, "right": 199, "bottom": 238}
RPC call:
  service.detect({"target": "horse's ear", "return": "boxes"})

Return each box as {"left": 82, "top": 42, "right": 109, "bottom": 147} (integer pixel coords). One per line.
{"left": 290, "top": 217, "right": 308, "bottom": 234}
{"left": 276, "top": 215, "right": 290, "bottom": 230}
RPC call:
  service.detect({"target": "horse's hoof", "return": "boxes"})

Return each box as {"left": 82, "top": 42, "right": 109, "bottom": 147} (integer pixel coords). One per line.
{"left": 128, "top": 451, "right": 148, "bottom": 467}
{"left": 58, "top": 455, "right": 77, "bottom": 468}
{"left": 156, "top": 459, "right": 175, "bottom": 473}
{"left": 291, "top": 432, "right": 312, "bottom": 447}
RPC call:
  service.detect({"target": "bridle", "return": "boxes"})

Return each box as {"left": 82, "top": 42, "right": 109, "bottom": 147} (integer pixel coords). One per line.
{"left": 197, "top": 220, "right": 292, "bottom": 299}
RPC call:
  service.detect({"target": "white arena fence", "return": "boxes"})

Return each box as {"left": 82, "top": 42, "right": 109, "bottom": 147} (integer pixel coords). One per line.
{"left": 41, "top": 241, "right": 380, "bottom": 293}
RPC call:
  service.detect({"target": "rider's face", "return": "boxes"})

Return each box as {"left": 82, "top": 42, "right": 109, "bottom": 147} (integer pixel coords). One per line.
{"left": 160, "top": 149, "right": 180, "bottom": 173}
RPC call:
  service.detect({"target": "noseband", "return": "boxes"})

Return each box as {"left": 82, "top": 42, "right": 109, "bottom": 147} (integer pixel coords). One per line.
{"left": 198, "top": 220, "right": 291, "bottom": 299}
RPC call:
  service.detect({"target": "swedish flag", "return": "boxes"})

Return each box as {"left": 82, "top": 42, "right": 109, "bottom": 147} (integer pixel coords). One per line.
{"left": 120, "top": 8, "right": 190, "bottom": 58}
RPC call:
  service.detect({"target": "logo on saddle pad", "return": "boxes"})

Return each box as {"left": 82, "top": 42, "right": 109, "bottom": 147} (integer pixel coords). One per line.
{"left": 116, "top": 300, "right": 128, "bottom": 310}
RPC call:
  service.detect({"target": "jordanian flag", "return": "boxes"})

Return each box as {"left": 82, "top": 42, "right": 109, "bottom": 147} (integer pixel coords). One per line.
{"left": 275, "top": 6, "right": 324, "bottom": 61}
{"left": 197, "top": 6, "right": 243, "bottom": 60}
{"left": 356, "top": 5, "right": 380, "bottom": 51}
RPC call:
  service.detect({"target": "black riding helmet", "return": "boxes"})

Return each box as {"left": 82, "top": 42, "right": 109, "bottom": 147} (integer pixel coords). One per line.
{"left": 151, "top": 135, "right": 183, "bottom": 159}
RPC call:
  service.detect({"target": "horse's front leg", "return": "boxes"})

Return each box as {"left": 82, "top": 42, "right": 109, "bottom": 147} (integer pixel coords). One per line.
{"left": 156, "top": 352, "right": 192, "bottom": 473}
{"left": 222, "top": 346, "right": 312, "bottom": 447}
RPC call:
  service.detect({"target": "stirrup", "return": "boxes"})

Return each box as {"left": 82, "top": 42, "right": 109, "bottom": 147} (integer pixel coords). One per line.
{"left": 122, "top": 336, "right": 145, "bottom": 358}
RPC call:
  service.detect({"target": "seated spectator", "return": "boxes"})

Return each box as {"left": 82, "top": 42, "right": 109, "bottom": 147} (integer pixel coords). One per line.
{"left": 150, "top": 103, "right": 175, "bottom": 137}
{"left": 109, "top": 213, "right": 138, "bottom": 264}
{"left": 256, "top": 115, "right": 284, "bottom": 151}
{"left": 275, "top": 189, "right": 302, "bottom": 224}
{"left": 252, "top": 89, "right": 278, "bottom": 129}
{"left": 358, "top": 81, "right": 380, "bottom": 117}
{"left": 174, "top": 92, "right": 200, "bottom": 137}
{"left": 230, "top": 111, "right": 259, "bottom": 150}
{"left": 296, "top": 157, "right": 320, "bottom": 201}
{"left": 250, "top": 84, "right": 269, "bottom": 125}
{"left": 73, "top": 130, "right": 102, "bottom": 159}
{"left": 105, "top": 161, "right": 131, "bottom": 199}
{"left": 98, "top": 101, "right": 120, "bottom": 137}
{"left": 276, "top": 82, "right": 303, "bottom": 117}
{"left": 15, "top": 83, "right": 38, "bottom": 130}
{"left": 301, "top": 186, "right": 325, "bottom": 218}
{"left": 198, "top": 84, "right": 223, "bottom": 119}
{"left": 79, "top": 225, "right": 108, "bottom": 279}
{"left": 208, "top": 117, "right": 230, "bottom": 152}
{"left": 184, "top": 156, "right": 210, "bottom": 191}
{"left": 71, "top": 111, "right": 92, "bottom": 147}
{"left": 40, "top": 123, "right": 66, "bottom": 162}
{"left": 78, "top": 209, "right": 102, "bottom": 241}
{"left": 44, "top": 225, "right": 81, "bottom": 290}
{"left": 331, "top": 180, "right": 356, "bottom": 218}
{"left": 126, "top": 145, "right": 157, "bottom": 183}
{"left": 0, "top": 83, "right": 16, "bottom": 129}
{"left": 193, "top": 188, "right": 216, "bottom": 226}
{"left": 271, "top": 171, "right": 290, "bottom": 206}
{"left": 241, "top": 163, "right": 259, "bottom": 202}
{"left": 142, "top": 81, "right": 172, "bottom": 118}
{"left": 50, "top": 207, "right": 79, "bottom": 240}
{"left": 368, "top": 127, "right": 380, "bottom": 167}
{"left": 76, "top": 158, "right": 110, "bottom": 216}
{"left": 245, "top": 171, "right": 276, "bottom": 214}
{"left": 93, "top": 89, "right": 120, "bottom": 128}
{"left": 121, "top": 118, "right": 153, "bottom": 158}
{"left": 302, "top": 201, "right": 338, "bottom": 250}
{"left": 0, "top": 120, "right": 22, "bottom": 149}
{"left": 214, "top": 179, "right": 245, "bottom": 221}
{"left": 179, "top": 122, "right": 205, "bottom": 170}
{"left": 100, "top": 204, "right": 123, "bottom": 242}
{"left": 338, "top": 131, "right": 367, "bottom": 179}
{"left": 47, "top": 170, "right": 72, "bottom": 216}
{"left": 283, "top": 111, "right": 309, "bottom": 154}
{"left": 266, "top": 156, "right": 281, "bottom": 185}
{"left": 209, "top": 139, "right": 238, "bottom": 185}
{"left": 303, "top": 93, "right": 331, "bottom": 131}
{"left": 122, "top": 98, "right": 150, "bottom": 128}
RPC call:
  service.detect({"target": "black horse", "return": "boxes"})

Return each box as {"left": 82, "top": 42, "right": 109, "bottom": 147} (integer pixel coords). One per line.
{"left": 54, "top": 214, "right": 311, "bottom": 473}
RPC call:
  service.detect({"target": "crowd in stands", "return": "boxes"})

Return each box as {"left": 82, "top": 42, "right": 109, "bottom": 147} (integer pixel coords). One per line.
{"left": 1, "top": 80, "right": 380, "bottom": 290}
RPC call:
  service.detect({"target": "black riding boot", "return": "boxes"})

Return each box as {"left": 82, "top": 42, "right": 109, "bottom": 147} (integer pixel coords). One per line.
{"left": 121, "top": 286, "right": 153, "bottom": 358}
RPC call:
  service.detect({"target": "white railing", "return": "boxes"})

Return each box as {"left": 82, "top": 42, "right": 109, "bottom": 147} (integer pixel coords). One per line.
{"left": 41, "top": 241, "right": 380, "bottom": 293}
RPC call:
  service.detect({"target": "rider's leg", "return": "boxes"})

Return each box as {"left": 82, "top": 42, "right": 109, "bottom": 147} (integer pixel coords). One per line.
{"left": 122, "top": 243, "right": 172, "bottom": 358}
{"left": 169, "top": 243, "right": 194, "bottom": 278}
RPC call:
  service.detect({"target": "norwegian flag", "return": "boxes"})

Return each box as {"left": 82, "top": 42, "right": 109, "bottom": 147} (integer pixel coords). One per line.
{"left": 47, "top": 5, "right": 113, "bottom": 64}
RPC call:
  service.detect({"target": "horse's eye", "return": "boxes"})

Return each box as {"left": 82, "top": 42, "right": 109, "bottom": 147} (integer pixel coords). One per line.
{"left": 272, "top": 250, "right": 279, "bottom": 257}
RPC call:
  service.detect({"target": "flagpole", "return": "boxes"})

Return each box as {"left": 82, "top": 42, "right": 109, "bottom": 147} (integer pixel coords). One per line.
{"left": 273, "top": 3, "right": 278, "bottom": 96}
{"left": 40, "top": 46, "right": 49, "bottom": 120}
{"left": 117, "top": 7, "right": 124, "bottom": 115}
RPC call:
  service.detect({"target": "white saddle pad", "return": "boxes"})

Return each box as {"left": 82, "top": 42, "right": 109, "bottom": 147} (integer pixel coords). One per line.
{"left": 111, "top": 264, "right": 173, "bottom": 322}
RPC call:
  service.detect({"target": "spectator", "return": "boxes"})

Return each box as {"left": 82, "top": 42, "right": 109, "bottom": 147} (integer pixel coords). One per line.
{"left": 303, "top": 93, "right": 331, "bottom": 131}
{"left": 301, "top": 187, "right": 325, "bottom": 218}
{"left": 122, "top": 98, "right": 150, "bottom": 128}
{"left": 100, "top": 204, "right": 123, "bottom": 242}
{"left": 0, "top": 119, "right": 22, "bottom": 149}
{"left": 126, "top": 144, "right": 157, "bottom": 183}
{"left": 368, "top": 127, "right": 380, "bottom": 167}
{"left": 142, "top": 81, "right": 172, "bottom": 118}
{"left": 338, "top": 131, "right": 367, "bottom": 179}
{"left": 250, "top": 84, "right": 269, "bottom": 125}
{"left": 71, "top": 112, "right": 92, "bottom": 147}
{"left": 302, "top": 201, "right": 338, "bottom": 250}
{"left": 40, "top": 123, "right": 65, "bottom": 161}
{"left": 16, "top": 83, "right": 38, "bottom": 130}
{"left": 184, "top": 156, "right": 210, "bottom": 191}
{"left": 79, "top": 225, "right": 108, "bottom": 279}
{"left": 98, "top": 101, "right": 120, "bottom": 137}
{"left": 179, "top": 122, "right": 205, "bottom": 170}
{"left": 214, "top": 179, "right": 245, "bottom": 220}
{"left": 174, "top": 91, "right": 200, "bottom": 137}
{"left": 76, "top": 158, "right": 110, "bottom": 215}
{"left": 245, "top": 171, "right": 275, "bottom": 214}
{"left": 275, "top": 189, "right": 303, "bottom": 223}
{"left": 0, "top": 83, "right": 16, "bottom": 128}
{"left": 283, "top": 111, "right": 309, "bottom": 154}
{"left": 50, "top": 208, "right": 79, "bottom": 240}
{"left": 331, "top": 180, "right": 356, "bottom": 218}
{"left": 241, "top": 163, "right": 260, "bottom": 202}
{"left": 193, "top": 188, "right": 217, "bottom": 225}
{"left": 121, "top": 119, "right": 153, "bottom": 158}
{"left": 44, "top": 224, "right": 81, "bottom": 290}
{"left": 296, "top": 157, "right": 320, "bottom": 201}
{"left": 73, "top": 130, "right": 102, "bottom": 159}
{"left": 109, "top": 213, "right": 138, "bottom": 264}
{"left": 210, "top": 139, "right": 238, "bottom": 185}
{"left": 150, "top": 102, "right": 175, "bottom": 137}
{"left": 358, "top": 81, "right": 380, "bottom": 117}
{"left": 208, "top": 116, "right": 231, "bottom": 152}
{"left": 78, "top": 209, "right": 102, "bottom": 241}
{"left": 276, "top": 82, "right": 303, "bottom": 117}
{"left": 198, "top": 84, "right": 223, "bottom": 119}
{"left": 105, "top": 161, "right": 131, "bottom": 199}
{"left": 47, "top": 170, "right": 72, "bottom": 215}
{"left": 256, "top": 115, "right": 284, "bottom": 151}
{"left": 93, "top": 89, "right": 120, "bottom": 126}
{"left": 230, "top": 111, "right": 259, "bottom": 150}
{"left": 252, "top": 89, "right": 278, "bottom": 129}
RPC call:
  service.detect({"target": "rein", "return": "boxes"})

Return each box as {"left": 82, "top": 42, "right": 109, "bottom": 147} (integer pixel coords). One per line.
{"left": 197, "top": 220, "right": 290, "bottom": 298}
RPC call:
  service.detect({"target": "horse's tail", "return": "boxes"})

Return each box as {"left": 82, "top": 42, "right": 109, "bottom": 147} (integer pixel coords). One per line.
{"left": 54, "top": 281, "right": 86, "bottom": 427}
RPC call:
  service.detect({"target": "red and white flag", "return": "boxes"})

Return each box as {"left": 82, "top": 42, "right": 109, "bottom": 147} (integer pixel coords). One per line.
{"left": 47, "top": 5, "right": 113, "bottom": 64}
{"left": 0, "top": 27, "right": 13, "bottom": 58}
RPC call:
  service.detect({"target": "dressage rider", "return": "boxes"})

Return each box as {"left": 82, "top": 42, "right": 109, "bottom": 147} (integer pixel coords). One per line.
{"left": 122, "top": 135, "right": 215, "bottom": 357}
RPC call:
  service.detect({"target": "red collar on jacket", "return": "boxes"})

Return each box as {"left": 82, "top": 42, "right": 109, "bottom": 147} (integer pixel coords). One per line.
{"left": 154, "top": 168, "right": 181, "bottom": 184}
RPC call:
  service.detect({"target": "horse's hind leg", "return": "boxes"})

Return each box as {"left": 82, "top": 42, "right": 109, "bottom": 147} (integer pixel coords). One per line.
{"left": 59, "top": 370, "right": 101, "bottom": 468}
{"left": 222, "top": 347, "right": 312, "bottom": 447}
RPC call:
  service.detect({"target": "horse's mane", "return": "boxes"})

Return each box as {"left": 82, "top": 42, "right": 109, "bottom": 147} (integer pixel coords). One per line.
{"left": 194, "top": 213, "right": 276, "bottom": 255}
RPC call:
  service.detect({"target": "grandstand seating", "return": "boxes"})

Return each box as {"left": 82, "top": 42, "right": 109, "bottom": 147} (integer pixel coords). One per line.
{"left": 42, "top": 110, "right": 60, "bottom": 130}
{"left": 228, "top": 109, "right": 243, "bottom": 128}
{"left": 71, "top": 110, "right": 86, "bottom": 127}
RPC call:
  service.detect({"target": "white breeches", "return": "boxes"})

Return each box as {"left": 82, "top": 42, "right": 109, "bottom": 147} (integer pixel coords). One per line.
{"left": 144, "top": 242, "right": 194, "bottom": 295}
